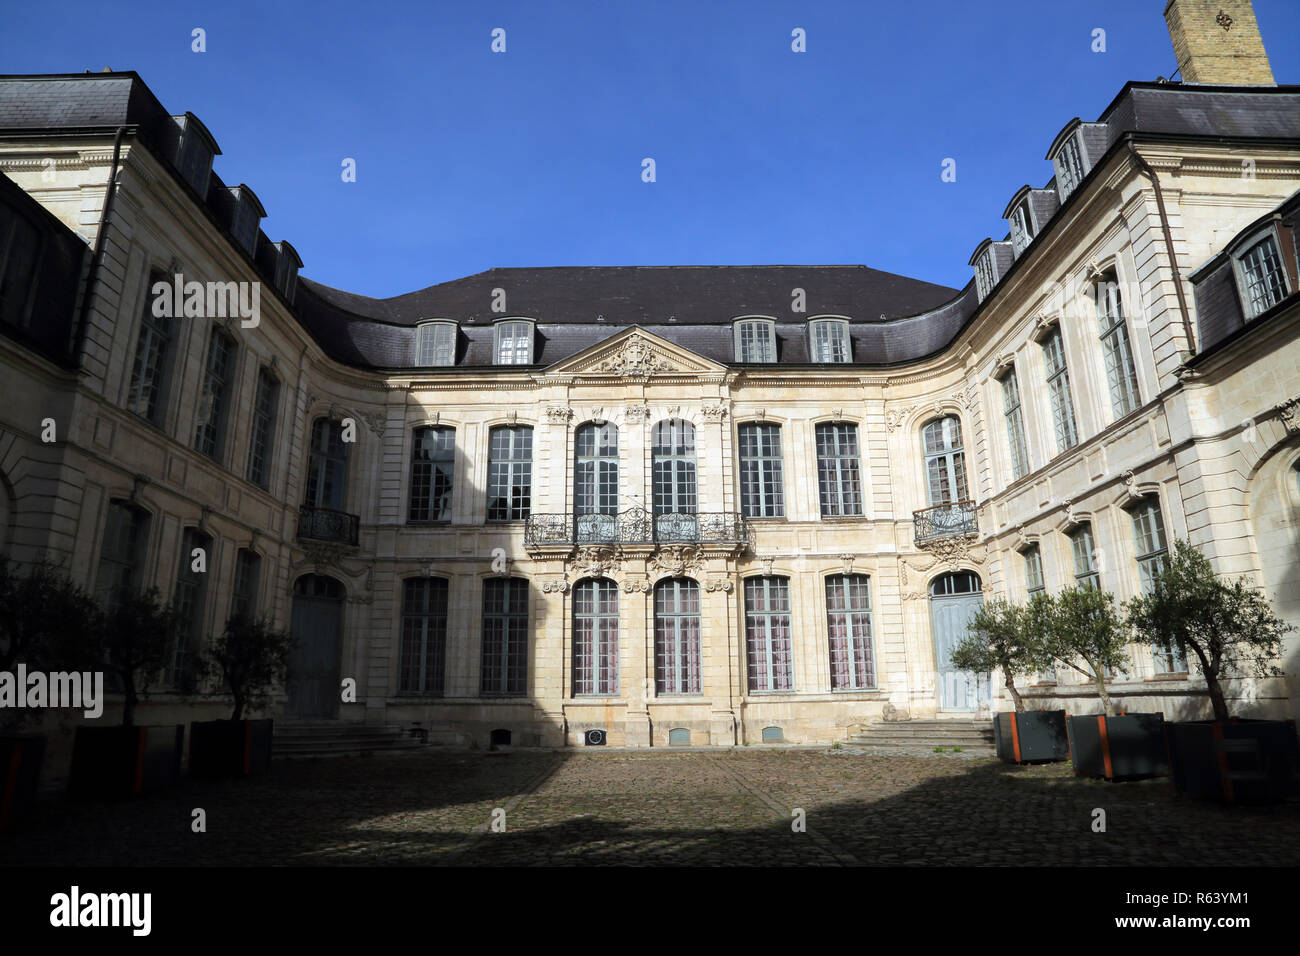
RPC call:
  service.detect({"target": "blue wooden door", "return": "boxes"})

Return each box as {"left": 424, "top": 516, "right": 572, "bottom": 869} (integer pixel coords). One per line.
{"left": 931, "top": 592, "right": 989, "bottom": 711}
{"left": 287, "top": 587, "right": 342, "bottom": 719}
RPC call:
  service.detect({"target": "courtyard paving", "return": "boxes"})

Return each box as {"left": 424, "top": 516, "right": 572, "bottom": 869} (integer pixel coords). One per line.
{"left": 4, "top": 748, "right": 1298, "bottom": 866}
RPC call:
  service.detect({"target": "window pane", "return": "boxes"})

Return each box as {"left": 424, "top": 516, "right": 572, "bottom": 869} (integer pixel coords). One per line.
{"left": 738, "top": 423, "right": 784, "bottom": 518}
{"left": 400, "top": 577, "right": 448, "bottom": 694}
{"left": 745, "top": 576, "right": 792, "bottom": 692}
{"left": 815, "top": 423, "right": 862, "bottom": 516}
{"left": 573, "top": 579, "right": 619, "bottom": 695}
{"left": 487, "top": 426, "right": 532, "bottom": 520}
{"left": 482, "top": 578, "right": 527, "bottom": 695}
{"left": 654, "top": 578, "right": 702, "bottom": 694}
{"left": 827, "top": 574, "right": 874, "bottom": 690}
{"left": 409, "top": 426, "right": 455, "bottom": 521}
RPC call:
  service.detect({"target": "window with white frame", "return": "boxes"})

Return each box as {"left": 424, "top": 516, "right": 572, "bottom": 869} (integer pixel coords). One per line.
{"left": 974, "top": 254, "right": 997, "bottom": 300}
{"left": 1010, "top": 203, "right": 1033, "bottom": 255}
{"left": 1041, "top": 326, "right": 1078, "bottom": 453}
{"left": 1236, "top": 233, "right": 1288, "bottom": 318}
{"left": 738, "top": 423, "right": 784, "bottom": 518}
{"left": 734, "top": 319, "right": 776, "bottom": 362}
{"left": 826, "top": 574, "right": 875, "bottom": 690}
{"left": 1056, "top": 136, "right": 1086, "bottom": 198}
{"left": 416, "top": 321, "right": 456, "bottom": 366}
{"left": 654, "top": 578, "right": 702, "bottom": 695}
{"left": 481, "top": 578, "right": 528, "bottom": 696}
{"left": 493, "top": 320, "right": 533, "bottom": 365}
{"left": 999, "top": 366, "right": 1029, "bottom": 481}
{"left": 1069, "top": 524, "right": 1099, "bottom": 590}
{"left": 194, "top": 326, "right": 235, "bottom": 460}
{"left": 1095, "top": 271, "right": 1141, "bottom": 419}
{"left": 575, "top": 423, "right": 618, "bottom": 539}
{"left": 409, "top": 426, "right": 455, "bottom": 522}
{"left": 126, "top": 270, "right": 174, "bottom": 425}
{"left": 1023, "top": 545, "right": 1045, "bottom": 596}
{"left": 246, "top": 367, "right": 279, "bottom": 488}
{"left": 745, "top": 576, "right": 793, "bottom": 692}
{"left": 487, "top": 425, "right": 532, "bottom": 521}
{"left": 573, "top": 578, "right": 619, "bottom": 695}
{"left": 809, "top": 318, "right": 850, "bottom": 363}
{"left": 922, "top": 416, "right": 969, "bottom": 505}
{"left": 400, "top": 577, "right": 448, "bottom": 694}
{"left": 652, "top": 420, "right": 697, "bottom": 517}
{"left": 1129, "top": 497, "right": 1186, "bottom": 674}
{"left": 815, "top": 422, "right": 863, "bottom": 517}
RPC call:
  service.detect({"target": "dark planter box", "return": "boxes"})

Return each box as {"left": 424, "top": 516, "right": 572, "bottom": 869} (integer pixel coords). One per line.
{"left": 1067, "top": 713, "right": 1169, "bottom": 780}
{"left": 993, "top": 710, "right": 1069, "bottom": 763}
{"left": 68, "top": 725, "right": 184, "bottom": 800}
{"left": 189, "top": 719, "right": 274, "bottom": 779}
{"left": 1169, "top": 718, "right": 1300, "bottom": 804}
{"left": 0, "top": 735, "right": 46, "bottom": 833}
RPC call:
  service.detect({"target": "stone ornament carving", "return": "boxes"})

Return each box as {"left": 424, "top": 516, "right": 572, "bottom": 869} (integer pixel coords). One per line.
{"left": 541, "top": 578, "right": 570, "bottom": 594}
{"left": 1121, "top": 469, "right": 1136, "bottom": 488}
{"left": 570, "top": 545, "right": 620, "bottom": 577}
{"left": 360, "top": 412, "right": 386, "bottom": 436}
{"left": 884, "top": 406, "right": 914, "bottom": 433}
{"left": 1277, "top": 397, "right": 1299, "bottom": 433}
{"left": 760, "top": 556, "right": 774, "bottom": 576}
{"left": 704, "top": 579, "right": 734, "bottom": 593}
{"left": 700, "top": 404, "right": 728, "bottom": 422}
{"left": 649, "top": 545, "right": 703, "bottom": 577}
{"left": 596, "top": 334, "right": 673, "bottom": 376}
{"left": 839, "top": 553, "right": 855, "bottom": 575}
{"left": 300, "top": 542, "right": 349, "bottom": 570}
{"left": 546, "top": 406, "right": 573, "bottom": 423}
{"left": 624, "top": 404, "right": 651, "bottom": 422}
{"left": 621, "top": 577, "right": 651, "bottom": 594}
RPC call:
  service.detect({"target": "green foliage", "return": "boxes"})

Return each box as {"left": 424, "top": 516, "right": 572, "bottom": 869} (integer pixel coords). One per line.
{"left": 202, "top": 613, "right": 296, "bottom": 721}
{"left": 1126, "top": 539, "right": 1292, "bottom": 721}
{"left": 949, "top": 599, "right": 1037, "bottom": 677}
{"left": 92, "top": 587, "right": 177, "bottom": 726}
{"left": 0, "top": 557, "right": 98, "bottom": 673}
{"left": 1034, "top": 585, "right": 1131, "bottom": 716}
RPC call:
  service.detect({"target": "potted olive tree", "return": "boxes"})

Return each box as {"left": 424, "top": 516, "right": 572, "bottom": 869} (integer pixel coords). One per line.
{"left": 0, "top": 558, "right": 96, "bottom": 830}
{"left": 68, "top": 588, "right": 185, "bottom": 800}
{"left": 1037, "top": 586, "right": 1169, "bottom": 780}
{"left": 190, "top": 613, "right": 294, "bottom": 779}
{"left": 951, "top": 596, "right": 1067, "bottom": 762}
{"left": 1127, "top": 540, "right": 1298, "bottom": 802}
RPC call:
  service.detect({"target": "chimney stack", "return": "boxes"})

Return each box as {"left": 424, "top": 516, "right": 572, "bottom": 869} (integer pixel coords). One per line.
{"left": 1164, "top": 1, "right": 1275, "bottom": 85}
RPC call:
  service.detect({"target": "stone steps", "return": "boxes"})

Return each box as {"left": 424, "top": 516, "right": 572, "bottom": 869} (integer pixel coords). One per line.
{"left": 846, "top": 718, "right": 996, "bottom": 753}
{"left": 272, "top": 721, "right": 429, "bottom": 758}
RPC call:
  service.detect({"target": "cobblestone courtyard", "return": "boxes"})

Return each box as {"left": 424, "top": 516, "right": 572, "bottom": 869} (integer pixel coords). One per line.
{"left": 5, "top": 749, "right": 1299, "bottom": 866}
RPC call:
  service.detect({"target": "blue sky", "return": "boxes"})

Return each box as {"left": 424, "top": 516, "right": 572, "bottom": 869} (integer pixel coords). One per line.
{"left": 5, "top": 0, "right": 1298, "bottom": 297}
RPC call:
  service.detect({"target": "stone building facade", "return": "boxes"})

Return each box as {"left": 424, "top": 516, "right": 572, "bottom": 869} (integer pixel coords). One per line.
{"left": 0, "top": 0, "right": 1297, "bottom": 748}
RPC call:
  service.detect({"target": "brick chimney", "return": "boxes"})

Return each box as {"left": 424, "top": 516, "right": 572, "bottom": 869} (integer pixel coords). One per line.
{"left": 1164, "top": 0, "right": 1276, "bottom": 85}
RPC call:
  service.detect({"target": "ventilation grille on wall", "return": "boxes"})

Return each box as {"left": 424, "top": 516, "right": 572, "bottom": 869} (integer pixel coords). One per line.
{"left": 584, "top": 729, "right": 606, "bottom": 746}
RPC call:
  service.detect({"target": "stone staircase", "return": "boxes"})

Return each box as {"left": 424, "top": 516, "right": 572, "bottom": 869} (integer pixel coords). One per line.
{"left": 272, "top": 721, "right": 430, "bottom": 759}
{"left": 845, "top": 718, "right": 996, "bottom": 755}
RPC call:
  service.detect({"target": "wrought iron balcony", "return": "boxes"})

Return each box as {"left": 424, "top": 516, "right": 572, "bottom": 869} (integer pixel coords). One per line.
{"left": 913, "top": 500, "right": 978, "bottom": 544}
{"left": 525, "top": 509, "right": 748, "bottom": 548}
{"left": 297, "top": 504, "right": 360, "bottom": 546}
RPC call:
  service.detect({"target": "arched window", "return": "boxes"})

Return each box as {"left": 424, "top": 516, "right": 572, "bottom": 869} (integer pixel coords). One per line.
{"left": 409, "top": 426, "right": 455, "bottom": 522}
{"left": 573, "top": 578, "right": 618, "bottom": 695}
{"left": 652, "top": 419, "right": 696, "bottom": 539}
{"left": 575, "top": 422, "right": 618, "bottom": 541}
{"left": 929, "top": 571, "right": 981, "bottom": 596}
{"left": 922, "top": 416, "right": 968, "bottom": 505}
{"left": 744, "top": 576, "right": 792, "bottom": 692}
{"left": 654, "top": 578, "right": 701, "bottom": 695}
{"left": 305, "top": 418, "right": 349, "bottom": 511}
{"left": 482, "top": 578, "right": 528, "bottom": 696}
{"left": 826, "top": 574, "right": 874, "bottom": 690}
{"left": 400, "top": 577, "right": 449, "bottom": 695}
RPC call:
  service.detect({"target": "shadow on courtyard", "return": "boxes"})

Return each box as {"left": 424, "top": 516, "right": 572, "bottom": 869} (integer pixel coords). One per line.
{"left": 3, "top": 750, "right": 1298, "bottom": 866}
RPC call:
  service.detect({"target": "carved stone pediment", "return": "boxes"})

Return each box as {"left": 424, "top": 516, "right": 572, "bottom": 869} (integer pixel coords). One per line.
{"left": 546, "top": 328, "right": 724, "bottom": 378}
{"left": 649, "top": 545, "right": 703, "bottom": 578}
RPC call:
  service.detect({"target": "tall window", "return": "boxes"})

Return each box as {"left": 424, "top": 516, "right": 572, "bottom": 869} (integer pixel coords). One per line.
{"left": 1238, "top": 234, "right": 1288, "bottom": 318}
{"left": 735, "top": 319, "right": 775, "bottom": 362}
{"left": 922, "top": 416, "right": 968, "bottom": 505}
{"left": 1069, "top": 524, "right": 1100, "bottom": 590}
{"left": 1023, "top": 545, "right": 1045, "bottom": 596}
{"left": 575, "top": 423, "right": 618, "bottom": 539}
{"left": 573, "top": 579, "right": 618, "bottom": 695}
{"left": 652, "top": 420, "right": 696, "bottom": 540}
{"left": 738, "top": 423, "right": 784, "bottom": 518}
{"left": 126, "top": 270, "right": 173, "bottom": 424}
{"left": 1056, "top": 136, "right": 1085, "bottom": 197}
{"left": 1040, "top": 327, "right": 1078, "bottom": 453}
{"left": 409, "top": 426, "right": 454, "bottom": 522}
{"left": 305, "top": 418, "right": 349, "bottom": 511}
{"left": 654, "top": 578, "right": 701, "bottom": 695}
{"left": 999, "top": 367, "right": 1029, "bottom": 481}
{"left": 1095, "top": 273, "right": 1141, "bottom": 419}
{"left": 416, "top": 321, "right": 456, "bottom": 366}
{"left": 494, "top": 320, "right": 532, "bottom": 365}
{"left": 815, "top": 422, "right": 863, "bottom": 517}
{"left": 231, "top": 548, "right": 261, "bottom": 620}
{"left": 170, "top": 527, "right": 212, "bottom": 688}
{"left": 481, "top": 578, "right": 527, "bottom": 696}
{"left": 194, "top": 327, "right": 235, "bottom": 459}
{"left": 245, "top": 367, "right": 279, "bottom": 488}
{"left": 1009, "top": 203, "right": 1033, "bottom": 255}
{"left": 400, "top": 577, "right": 448, "bottom": 694}
{"left": 95, "top": 500, "right": 149, "bottom": 611}
{"left": 826, "top": 574, "right": 874, "bottom": 690}
{"left": 1129, "top": 497, "right": 1185, "bottom": 674}
{"left": 487, "top": 426, "right": 532, "bottom": 521}
{"left": 810, "top": 319, "right": 850, "bottom": 363}
{"left": 745, "top": 576, "right": 793, "bottom": 692}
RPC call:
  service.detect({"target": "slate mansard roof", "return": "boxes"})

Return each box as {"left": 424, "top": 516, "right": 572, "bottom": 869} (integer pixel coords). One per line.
{"left": 2, "top": 72, "right": 1299, "bottom": 371}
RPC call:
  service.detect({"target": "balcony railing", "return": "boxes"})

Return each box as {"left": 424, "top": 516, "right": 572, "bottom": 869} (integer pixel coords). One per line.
{"left": 297, "top": 504, "right": 360, "bottom": 546}
{"left": 913, "top": 500, "right": 978, "bottom": 544}
{"left": 525, "top": 509, "right": 748, "bottom": 548}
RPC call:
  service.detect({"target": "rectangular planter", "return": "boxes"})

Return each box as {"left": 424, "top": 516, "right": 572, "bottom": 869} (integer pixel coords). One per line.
{"left": 993, "top": 710, "right": 1069, "bottom": 763}
{"left": 1067, "top": 713, "right": 1169, "bottom": 780}
{"left": 189, "top": 718, "right": 274, "bottom": 779}
{"left": 68, "top": 725, "right": 184, "bottom": 800}
{"left": 0, "top": 735, "right": 46, "bottom": 833}
{"left": 1169, "top": 718, "right": 1300, "bottom": 804}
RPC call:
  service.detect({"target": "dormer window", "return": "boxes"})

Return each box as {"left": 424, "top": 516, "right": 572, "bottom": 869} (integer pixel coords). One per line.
{"left": 171, "top": 113, "right": 218, "bottom": 197}
{"left": 809, "top": 318, "right": 850, "bottom": 363}
{"left": 493, "top": 319, "right": 533, "bottom": 365}
{"left": 1235, "top": 230, "right": 1289, "bottom": 318}
{"left": 417, "top": 321, "right": 457, "bottom": 367}
{"left": 1055, "top": 136, "right": 1086, "bottom": 199}
{"left": 974, "top": 254, "right": 996, "bottom": 300}
{"left": 228, "top": 185, "right": 264, "bottom": 256}
{"left": 272, "top": 240, "right": 301, "bottom": 304}
{"left": 734, "top": 318, "right": 776, "bottom": 362}
{"left": 1009, "top": 203, "right": 1034, "bottom": 255}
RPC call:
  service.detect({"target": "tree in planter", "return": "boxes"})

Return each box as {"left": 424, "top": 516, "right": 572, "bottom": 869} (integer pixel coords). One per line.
{"left": 949, "top": 598, "right": 1043, "bottom": 713}
{"left": 93, "top": 588, "right": 177, "bottom": 727}
{"left": 202, "top": 613, "right": 295, "bottom": 721}
{"left": 1126, "top": 539, "right": 1292, "bottom": 723}
{"left": 1035, "top": 585, "right": 1132, "bottom": 717}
